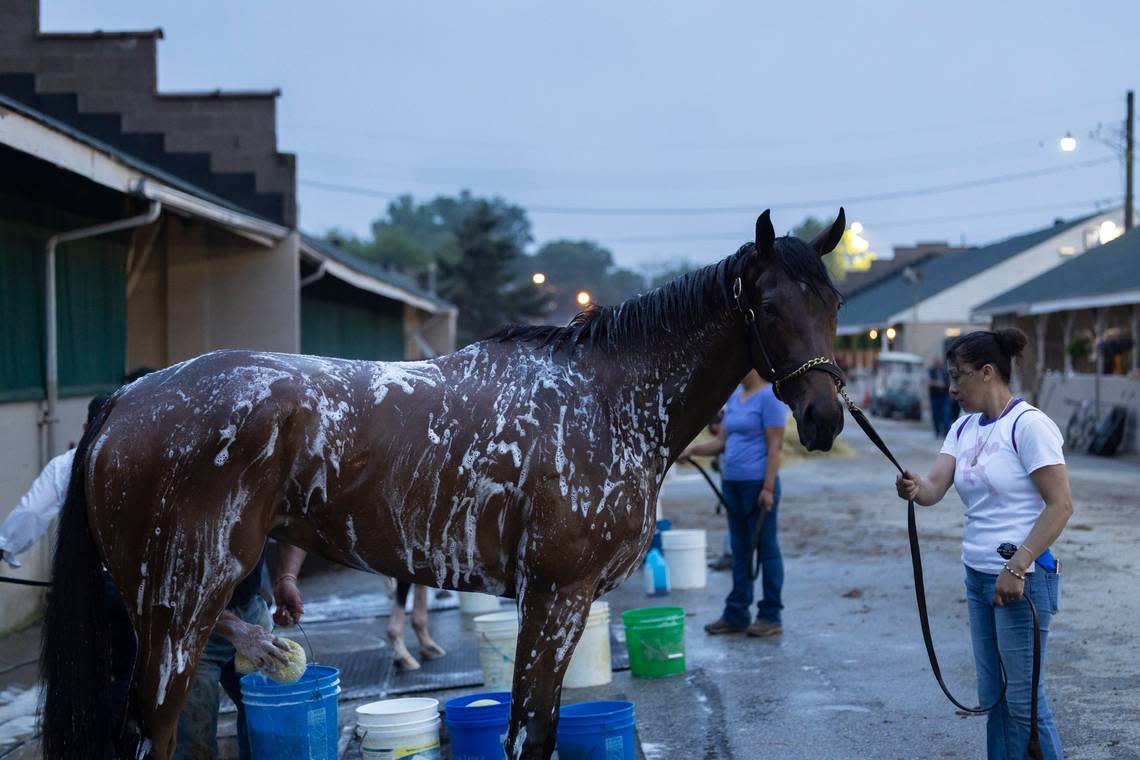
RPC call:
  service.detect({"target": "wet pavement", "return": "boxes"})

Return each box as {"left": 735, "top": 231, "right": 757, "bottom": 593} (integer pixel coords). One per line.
{"left": 2, "top": 417, "right": 1138, "bottom": 758}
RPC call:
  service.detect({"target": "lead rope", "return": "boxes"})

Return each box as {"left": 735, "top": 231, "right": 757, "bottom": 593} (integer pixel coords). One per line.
{"left": 690, "top": 459, "right": 768, "bottom": 581}
{"left": 837, "top": 386, "right": 1042, "bottom": 760}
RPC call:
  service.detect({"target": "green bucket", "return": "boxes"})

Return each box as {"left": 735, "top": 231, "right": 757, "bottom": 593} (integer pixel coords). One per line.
{"left": 621, "top": 606, "right": 686, "bottom": 678}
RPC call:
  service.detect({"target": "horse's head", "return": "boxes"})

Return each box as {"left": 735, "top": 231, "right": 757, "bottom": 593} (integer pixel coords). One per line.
{"left": 736, "top": 208, "right": 846, "bottom": 451}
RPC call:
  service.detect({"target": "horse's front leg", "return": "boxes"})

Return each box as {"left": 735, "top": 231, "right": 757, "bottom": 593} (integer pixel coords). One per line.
{"left": 506, "top": 584, "right": 594, "bottom": 759}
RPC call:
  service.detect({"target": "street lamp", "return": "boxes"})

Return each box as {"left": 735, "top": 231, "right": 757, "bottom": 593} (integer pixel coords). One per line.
{"left": 1099, "top": 219, "right": 1122, "bottom": 244}
{"left": 1059, "top": 132, "right": 1077, "bottom": 152}
{"left": 576, "top": 291, "right": 591, "bottom": 306}
{"left": 532, "top": 272, "right": 546, "bottom": 285}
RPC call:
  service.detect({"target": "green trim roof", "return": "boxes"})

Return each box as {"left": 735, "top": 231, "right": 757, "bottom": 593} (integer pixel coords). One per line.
{"left": 300, "top": 233, "right": 455, "bottom": 312}
{"left": 839, "top": 215, "right": 1097, "bottom": 329}
{"left": 973, "top": 226, "right": 1140, "bottom": 315}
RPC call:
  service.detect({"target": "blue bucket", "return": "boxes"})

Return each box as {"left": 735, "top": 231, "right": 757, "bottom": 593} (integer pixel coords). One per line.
{"left": 557, "top": 700, "right": 636, "bottom": 760}
{"left": 240, "top": 664, "right": 340, "bottom": 760}
{"left": 650, "top": 519, "right": 673, "bottom": 553}
{"left": 444, "top": 691, "right": 511, "bottom": 760}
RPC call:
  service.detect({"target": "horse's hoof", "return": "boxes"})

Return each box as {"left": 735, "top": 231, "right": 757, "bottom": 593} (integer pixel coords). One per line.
{"left": 393, "top": 652, "right": 422, "bottom": 670}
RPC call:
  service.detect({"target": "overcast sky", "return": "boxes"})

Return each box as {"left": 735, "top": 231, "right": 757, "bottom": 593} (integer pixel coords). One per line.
{"left": 42, "top": 1, "right": 1140, "bottom": 272}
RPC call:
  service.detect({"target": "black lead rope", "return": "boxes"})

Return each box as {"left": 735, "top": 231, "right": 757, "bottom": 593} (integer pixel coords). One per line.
{"left": 689, "top": 460, "right": 727, "bottom": 514}
{"left": 841, "top": 390, "right": 1042, "bottom": 760}
{"left": 0, "top": 574, "right": 52, "bottom": 587}
{"left": 690, "top": 460, "right": 768, "bottom": 581}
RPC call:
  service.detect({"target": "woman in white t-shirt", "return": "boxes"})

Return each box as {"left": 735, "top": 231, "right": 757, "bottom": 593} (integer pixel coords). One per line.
{"left": 896, "top": 328, "right": 1071, "bottom": 760}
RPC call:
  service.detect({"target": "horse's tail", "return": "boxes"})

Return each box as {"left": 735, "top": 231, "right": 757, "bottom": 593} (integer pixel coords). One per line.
{"left": 41, "top": 395, "right": 118, "bottom": 760}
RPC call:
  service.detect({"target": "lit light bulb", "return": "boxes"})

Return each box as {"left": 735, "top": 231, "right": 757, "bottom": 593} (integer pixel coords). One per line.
{"left": 576, "top": 291, "right": 591, "bottom": 305}
{"left": 1059, "top": 133, "right": 1077, "bottom": 152}
{"left": 532, "top": 272, "right": 546, "bottom": 285}
{"left": 1099, "top": 220, "right": 1121, "bottom": 244}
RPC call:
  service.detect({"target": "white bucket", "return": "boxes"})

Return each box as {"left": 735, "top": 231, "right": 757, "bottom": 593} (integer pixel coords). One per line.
{"left": 662, "top": 529, "right": 707, "bottom": 589}
{"left": 563, "top": 601, "right": 612, "bottom": 688}
{"left": 355, "top": 697, "right": 441, "bottom": 760}
{"left": 472, "top": 610, "right": 519, "bottom": 690}
{"left": 459, "top": 591, "right": 502, "bottom": 615}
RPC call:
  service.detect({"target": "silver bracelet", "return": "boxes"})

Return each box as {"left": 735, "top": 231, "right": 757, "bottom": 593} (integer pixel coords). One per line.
{"left": 1002, "top": 563, "right": 1026, "bottom": 581}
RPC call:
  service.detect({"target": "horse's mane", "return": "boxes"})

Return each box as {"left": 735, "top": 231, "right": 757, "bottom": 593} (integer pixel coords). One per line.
{"left": 490, "top": 236, "right": 840, "bottom": 352}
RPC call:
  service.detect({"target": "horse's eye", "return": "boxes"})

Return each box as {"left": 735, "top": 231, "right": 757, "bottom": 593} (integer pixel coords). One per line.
{"left": 760, "top": 302, "right": 779, "bottom": 318}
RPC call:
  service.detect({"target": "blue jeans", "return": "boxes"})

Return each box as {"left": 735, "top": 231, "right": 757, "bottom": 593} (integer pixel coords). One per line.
{"left": 721, "top": 478, "right": 782, "bottom": 627}
{"left": 964, "top": 565, "right": 1063, "bottom": 760}
{"left": 930, "top": 393, "right": 951, "bottom": 437}
{"left": 174, "top": 595, "right": 271, "bottom": 760}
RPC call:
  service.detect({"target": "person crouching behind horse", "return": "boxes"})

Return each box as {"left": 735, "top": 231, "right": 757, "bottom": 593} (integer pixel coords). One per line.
{"left": 679, "top": 369, "right": 789, "bottom": 638}
{"left": 896, "top": 328, "right": 1070, "bottom": 760}
{"left": 174, "top": 549, "right": 293, "bottom": 760}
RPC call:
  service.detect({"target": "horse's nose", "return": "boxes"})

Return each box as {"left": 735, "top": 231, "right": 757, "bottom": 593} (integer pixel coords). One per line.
{"left": 799, "top": 399, "right": 843, "bottom": 451}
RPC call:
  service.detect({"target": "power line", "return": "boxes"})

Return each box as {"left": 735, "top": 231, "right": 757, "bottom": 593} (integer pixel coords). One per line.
{"left": 285, "top": 95, "right": 1119, "bottom": 153}
{"left": 293, "top": 129, "right": 1081, "bottom": 188}
{"left": 300, "top": 157, "right": 1115, "bottom": 217}
{"left": 597, "top": 198, "right": 1118, "bottom": 245}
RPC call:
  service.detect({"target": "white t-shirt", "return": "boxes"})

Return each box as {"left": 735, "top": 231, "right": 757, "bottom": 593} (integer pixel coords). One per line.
{"left": 940, "top": 399, "right": 1065, "bottom": 574}
{"left": 0, "top": 448, "right": 75, "bottom": 567}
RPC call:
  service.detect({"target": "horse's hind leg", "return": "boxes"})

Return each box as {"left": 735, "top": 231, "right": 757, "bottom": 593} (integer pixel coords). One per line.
{"left": 125, "top": 604, "right": 220, "bottom": 759}
{"left": 411, "top": 585, "right": 446, "bottom": 661}
{"left": 110, "top": 523, "right": 266, "bottom": 758}
{"left": 506, "top": 585, "right": 593, "bottom": 759}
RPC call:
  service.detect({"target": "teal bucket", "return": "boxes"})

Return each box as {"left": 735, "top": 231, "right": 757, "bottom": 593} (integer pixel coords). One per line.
{"left": 557, "top": 701, "right": 636, "bottom": 760}
{"left": 240, "top": 664, "right": 341, "bottom": 760}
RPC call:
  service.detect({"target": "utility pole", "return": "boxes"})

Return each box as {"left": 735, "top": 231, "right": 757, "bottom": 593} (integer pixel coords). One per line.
{"left": 1126, "top": 90, "right": 1134, "bottom": 230}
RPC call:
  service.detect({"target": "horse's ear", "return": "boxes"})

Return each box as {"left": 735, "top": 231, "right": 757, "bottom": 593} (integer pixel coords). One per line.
{"left": 811, "top": 207, "right": 846, "bottom": 257}
{"left": 754, "top": 209, "right": 775, "bottom": 260}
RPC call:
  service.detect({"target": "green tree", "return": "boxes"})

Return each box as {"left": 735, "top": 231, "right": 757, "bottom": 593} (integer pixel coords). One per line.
{"left": 438, "top": 202, "right": 549, "bottom": 345}
{"left": 323, "top": 191, "right": 531, "bottom": 279}
{"left": 527, "top": 240, "right": 645, "bottom": 315}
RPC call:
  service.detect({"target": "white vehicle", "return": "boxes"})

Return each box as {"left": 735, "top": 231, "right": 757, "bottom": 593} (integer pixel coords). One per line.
{"left": 871, "top": 351, "right": 926, "bottom": 420}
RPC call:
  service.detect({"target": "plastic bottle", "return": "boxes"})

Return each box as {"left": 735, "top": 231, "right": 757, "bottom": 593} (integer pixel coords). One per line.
{"left": 643, "top": 548, "right": 671, "bottom": 596}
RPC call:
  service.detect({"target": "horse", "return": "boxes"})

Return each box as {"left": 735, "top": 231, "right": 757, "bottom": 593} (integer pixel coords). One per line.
{"left": 42, "top": 208, "right": 848, "bottom": 760}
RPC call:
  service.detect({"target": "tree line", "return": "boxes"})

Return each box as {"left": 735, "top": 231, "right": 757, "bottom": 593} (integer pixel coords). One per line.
{"left": 325, "top": 190, "right": 846, "bottom": 346}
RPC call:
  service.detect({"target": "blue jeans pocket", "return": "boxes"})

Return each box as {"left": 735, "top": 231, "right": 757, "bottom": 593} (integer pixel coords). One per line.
{"left": 1045, "top": 570, "right": 1061, "bottom": 614}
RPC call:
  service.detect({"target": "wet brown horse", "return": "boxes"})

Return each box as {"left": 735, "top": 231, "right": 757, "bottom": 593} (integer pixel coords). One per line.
{"left": 43, "top": 209, "right": 847, "bottom": 760}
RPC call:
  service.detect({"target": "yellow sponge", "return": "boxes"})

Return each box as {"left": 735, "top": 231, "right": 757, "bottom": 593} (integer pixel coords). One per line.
{"left": 235, "top": 637, "right": 307, "bottom": 684}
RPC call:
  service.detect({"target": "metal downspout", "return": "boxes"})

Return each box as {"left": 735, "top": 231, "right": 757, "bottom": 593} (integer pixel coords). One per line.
{"left": 42, "top": 201, "right": 162, "bottom": 465}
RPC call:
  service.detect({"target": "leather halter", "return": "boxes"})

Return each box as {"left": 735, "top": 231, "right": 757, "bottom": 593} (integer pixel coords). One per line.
{"left": 731, "top": 275, "right": 845, "bottom": 401}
